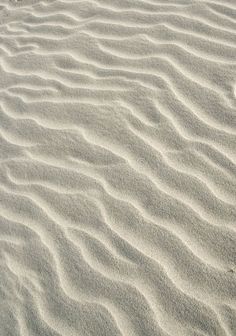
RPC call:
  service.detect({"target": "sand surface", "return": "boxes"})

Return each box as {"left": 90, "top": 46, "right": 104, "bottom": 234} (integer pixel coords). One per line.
{"left": 0, "top": 0, "right": 236, "bottom": 335}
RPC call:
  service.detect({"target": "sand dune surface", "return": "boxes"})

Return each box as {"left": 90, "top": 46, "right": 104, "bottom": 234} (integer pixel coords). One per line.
{"left": 0, "top": 0, "right": 236, "bottom": 335}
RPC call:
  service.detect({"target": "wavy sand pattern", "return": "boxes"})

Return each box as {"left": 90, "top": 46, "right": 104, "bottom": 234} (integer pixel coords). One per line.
{"left": 0, "top": 0, "right": 236, "bottom": 335}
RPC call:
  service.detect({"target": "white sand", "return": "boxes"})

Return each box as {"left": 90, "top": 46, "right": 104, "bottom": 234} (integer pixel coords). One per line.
{"left": 0, "top": 0, "right": 236, "bottom": 335}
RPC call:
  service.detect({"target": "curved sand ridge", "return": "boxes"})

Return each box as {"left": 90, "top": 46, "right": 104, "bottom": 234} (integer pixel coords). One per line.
{"left": 0, "top": 0, "right": 236, "bottom": 335}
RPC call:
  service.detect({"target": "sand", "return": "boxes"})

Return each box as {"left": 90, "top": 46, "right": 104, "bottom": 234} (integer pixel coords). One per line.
{"left": 0, "top": 0, "right": 236, "bottom": 335}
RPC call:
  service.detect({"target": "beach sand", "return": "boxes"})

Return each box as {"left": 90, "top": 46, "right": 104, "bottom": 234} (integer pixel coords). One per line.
{"left": 0, "top": 0, "right": 236, "bottom": 335}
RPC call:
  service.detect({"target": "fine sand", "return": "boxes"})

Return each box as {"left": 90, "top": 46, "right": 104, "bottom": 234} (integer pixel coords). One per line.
{"left": 0, "top": 0, "right": 236, "bottom": 335}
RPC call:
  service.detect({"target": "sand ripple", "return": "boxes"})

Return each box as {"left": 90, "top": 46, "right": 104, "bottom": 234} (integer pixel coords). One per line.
{"left": 0, "top": 0, "right": 236, "bottom": 335}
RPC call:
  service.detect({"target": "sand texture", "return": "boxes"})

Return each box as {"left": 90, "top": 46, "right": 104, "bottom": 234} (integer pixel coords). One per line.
{"left": 0, "top": 0, "right": 236, "bottom": 335}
